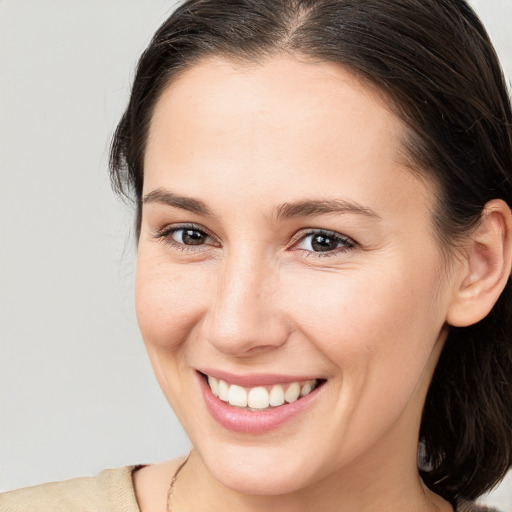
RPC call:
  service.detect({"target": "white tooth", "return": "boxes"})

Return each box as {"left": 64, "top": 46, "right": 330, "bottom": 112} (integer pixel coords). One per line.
{"left": 228, "top": 385, "right": 248, "bottom": 407}
{"left": 269, "top": 384, "right": 285, "bottom": 406}
{"left": 300, "top": 380, "right": 313, "bottom": 397}
{"left": 284, "top": 382, "right": 301, "bottom": 403}
{"left": 218, "top": 380, "right": 229, "bottom": 401}
{"left": 248, "top": 387, "right": 270, "bottom": 409}
{"left": 208, "top": 376, "right": 219, "bottom": 396}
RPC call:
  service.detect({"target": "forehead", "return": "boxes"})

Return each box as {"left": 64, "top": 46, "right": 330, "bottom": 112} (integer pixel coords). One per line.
{"left": 146, "top": 54, "right": 402, "bottom": 162}
{"left": 152, "top": 54, "right": 390, "bottom": 114}
{"left": 144, "top": 54, "right": 431, "bottom": 217}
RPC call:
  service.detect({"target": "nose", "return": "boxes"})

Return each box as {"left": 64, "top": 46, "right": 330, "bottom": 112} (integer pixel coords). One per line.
{"left": 201, "top": 248, "right": 290, "bottom": 357}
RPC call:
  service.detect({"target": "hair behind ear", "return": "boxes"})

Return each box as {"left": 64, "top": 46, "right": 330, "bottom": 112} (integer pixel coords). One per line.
{"left": 420, "top": 280, "right": 512, "bottom": 502}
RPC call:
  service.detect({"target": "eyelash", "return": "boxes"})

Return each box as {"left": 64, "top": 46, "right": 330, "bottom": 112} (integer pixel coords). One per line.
{"left": 153, "top": 223, "right": 218, "bottom": 252}
{"left": 153, "top": 224, "right": 356, "bottom": 257}
{"left": 292, "top": 229, "right": 356, "bottom": 258}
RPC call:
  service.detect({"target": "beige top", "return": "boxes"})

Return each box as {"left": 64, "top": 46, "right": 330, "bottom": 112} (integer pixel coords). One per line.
{"left": 0, "top": 466, "right": 500, "bottom": 512}
{"left": 0, "top": 466, "right": 142, "bottom": 512}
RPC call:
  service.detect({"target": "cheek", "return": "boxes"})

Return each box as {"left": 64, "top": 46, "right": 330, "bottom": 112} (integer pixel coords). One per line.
{"left": 135, "top": 254, "right": 209, "bottom": 351}
{"left": 282, "top": 261, "right": 445, "bottom": 374}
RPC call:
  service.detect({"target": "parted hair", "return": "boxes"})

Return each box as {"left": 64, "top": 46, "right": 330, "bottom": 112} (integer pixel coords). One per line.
{"left": 110, "top": 0, "right": 512, "bottom": 504}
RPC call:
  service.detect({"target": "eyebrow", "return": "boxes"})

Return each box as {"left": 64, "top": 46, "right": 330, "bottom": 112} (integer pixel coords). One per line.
{"left": 274, "top": 199, "right": 381, "bottom": 220}
{"left": 142, "top": 188, "right": 380, "bottom": 220}
{"left": 142, "top": 188, "right": 213, "bottom": 216}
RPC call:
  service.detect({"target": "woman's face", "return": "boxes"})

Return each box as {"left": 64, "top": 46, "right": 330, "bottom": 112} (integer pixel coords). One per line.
{"left": 137, "top": 55, "right": 457, "bottom": 495}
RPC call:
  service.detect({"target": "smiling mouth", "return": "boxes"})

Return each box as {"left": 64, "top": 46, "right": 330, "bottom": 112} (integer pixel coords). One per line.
{"left": 200, "top": 372, "right": 326, "bottom": 411}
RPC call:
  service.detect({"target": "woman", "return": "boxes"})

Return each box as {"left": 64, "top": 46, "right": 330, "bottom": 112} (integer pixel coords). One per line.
{"left": 1, "top": 0, "right": 511, "bottom": 511}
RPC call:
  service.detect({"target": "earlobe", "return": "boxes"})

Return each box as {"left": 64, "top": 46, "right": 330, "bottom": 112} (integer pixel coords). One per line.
{"left": 447, "top": 199, "right": 512, "bottom": 328}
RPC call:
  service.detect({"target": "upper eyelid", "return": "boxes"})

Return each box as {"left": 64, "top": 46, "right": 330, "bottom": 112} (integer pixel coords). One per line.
{"left": 290, "top": 228, "right": 355, "bottom": 245}
{"left": 154, "top": 223, "right": 215, "bottom": 239}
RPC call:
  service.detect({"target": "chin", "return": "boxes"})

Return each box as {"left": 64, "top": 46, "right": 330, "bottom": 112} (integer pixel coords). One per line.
{"left": 211, "top": 461, "right": 310, "bottom": 496}
{"left": 196, "top": 440, "right": 325, "bottom": 496}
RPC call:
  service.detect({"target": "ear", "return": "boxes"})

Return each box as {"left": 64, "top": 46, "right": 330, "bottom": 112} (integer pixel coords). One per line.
{"left": 447, "top": 199, "right": 512, "bottom": 327}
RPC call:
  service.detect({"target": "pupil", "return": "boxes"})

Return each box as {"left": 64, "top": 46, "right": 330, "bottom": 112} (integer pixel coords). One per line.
{"left": 311, "top": 234, "right": 335, "bottom": 252}
{"left": 183, "top": 229, "right": 204, "bottom": 245}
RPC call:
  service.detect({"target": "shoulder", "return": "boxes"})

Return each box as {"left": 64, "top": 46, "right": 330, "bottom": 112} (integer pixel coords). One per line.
{"left": 457, "top": 500, "right": 503, "bottom": 512}
{"left": 0, "top": 466, "right": 142, "bottom": 512}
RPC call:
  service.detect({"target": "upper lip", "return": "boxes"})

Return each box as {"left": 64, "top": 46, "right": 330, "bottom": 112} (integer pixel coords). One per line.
{"left": 197, "top": 368, "right": 324, "bottom": 388}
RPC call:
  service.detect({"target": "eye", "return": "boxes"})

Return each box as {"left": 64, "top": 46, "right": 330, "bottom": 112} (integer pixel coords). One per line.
{"left": 154, "top": 224, "right": 218, "bottom": 250}
{"left": 293, "top": 229, "right": 355, "bottom": 256}
{"left": 172, "top": 227, "right": 209, "bottom": 245}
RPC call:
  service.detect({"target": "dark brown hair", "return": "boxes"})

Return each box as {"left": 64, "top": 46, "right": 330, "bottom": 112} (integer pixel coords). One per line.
{"left": 110, "top": 0, "right": 512, "bottom": 504}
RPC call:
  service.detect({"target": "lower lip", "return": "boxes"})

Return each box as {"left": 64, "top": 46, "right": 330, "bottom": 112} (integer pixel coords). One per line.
{"left": 198, "top": 373, "right": 325, "bottom": 434}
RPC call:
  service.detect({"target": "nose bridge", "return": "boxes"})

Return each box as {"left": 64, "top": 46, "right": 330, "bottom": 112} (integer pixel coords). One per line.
{"left": 205, "top": 244, "right": 287, "bottom": 355}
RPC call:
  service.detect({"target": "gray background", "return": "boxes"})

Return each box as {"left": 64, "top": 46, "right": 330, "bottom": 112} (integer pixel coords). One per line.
{"left": 0, "top": 0, "right": 510, "bottom": 508}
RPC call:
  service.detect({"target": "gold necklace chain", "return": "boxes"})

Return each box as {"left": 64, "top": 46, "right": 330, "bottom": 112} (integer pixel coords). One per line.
{"left": 166, "top": 454, "right": 191, "bottom": 512}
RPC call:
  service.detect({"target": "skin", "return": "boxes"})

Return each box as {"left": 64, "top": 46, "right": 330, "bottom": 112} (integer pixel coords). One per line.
{"left": 132, "top": 55, "right": 511, "bottom": 512}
